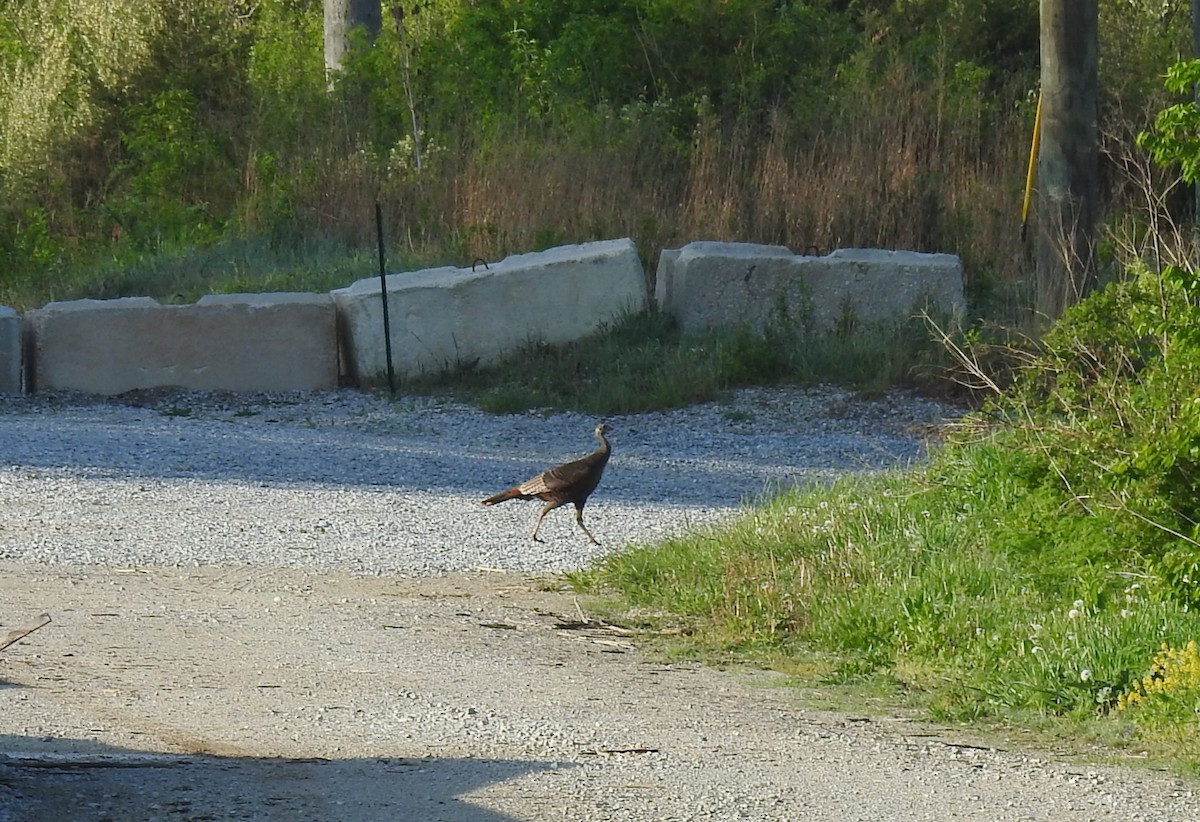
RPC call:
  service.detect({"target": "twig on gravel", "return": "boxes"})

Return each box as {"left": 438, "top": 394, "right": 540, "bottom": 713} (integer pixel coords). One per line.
{"left": 0, "top": 614, "right": 51, "bottom": 652}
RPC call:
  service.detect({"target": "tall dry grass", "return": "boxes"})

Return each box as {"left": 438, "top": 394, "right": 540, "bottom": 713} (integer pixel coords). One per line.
{"left": 294, "top": 63, "right": 1033, "bottom": 312}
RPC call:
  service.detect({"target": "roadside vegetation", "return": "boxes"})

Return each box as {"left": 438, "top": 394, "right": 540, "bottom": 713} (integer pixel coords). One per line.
{"left": 3, "top": 0, "right": 1200, "bottom": 776}
{"left": 572, "top": 260, "right": 1200, "bottom": 773}
{"left": 401, "top": 308, "right": 952, "bottom": 415}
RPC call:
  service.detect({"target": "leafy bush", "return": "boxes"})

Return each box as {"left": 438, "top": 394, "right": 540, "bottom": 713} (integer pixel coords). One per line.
{"left": 109, "top": 88, "right": 231, "bottom": 248}
{"left": 981, "top": 263, "right": 1200, "bottom": 605}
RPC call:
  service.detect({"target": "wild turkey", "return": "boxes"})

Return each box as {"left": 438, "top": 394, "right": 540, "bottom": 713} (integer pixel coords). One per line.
{"left": 481, "top": 422, "right": 612, "bottom": 545}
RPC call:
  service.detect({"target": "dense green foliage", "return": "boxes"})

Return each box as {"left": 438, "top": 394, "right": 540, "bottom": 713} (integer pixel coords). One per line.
{"left": 0, "top": 0, "right": 1190, "bottom": 313}
{"left": 989, "top": 264, "right": 1200, "bottom": 604}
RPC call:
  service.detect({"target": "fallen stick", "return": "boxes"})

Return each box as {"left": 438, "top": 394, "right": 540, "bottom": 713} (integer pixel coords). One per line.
{"left": 0, "top": 613, "right": 51, "bottom": 652}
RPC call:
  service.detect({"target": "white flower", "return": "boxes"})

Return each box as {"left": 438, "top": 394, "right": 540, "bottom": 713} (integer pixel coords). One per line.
{"left": 1073, "top": 599, "right": 1085, "bottom": 608}
{"left": 1080, "top": 669, "right": 1093, "bottom": 682}
{"left": 1068, "top": 608, "right": 1081, "bottom": 619}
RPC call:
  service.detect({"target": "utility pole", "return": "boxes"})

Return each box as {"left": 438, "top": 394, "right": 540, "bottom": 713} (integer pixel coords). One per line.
{"left": 1193, "top": 0, "right": 1200, "bottom": 260}
{"left": 324, "top": 0, "right": 382, "bottom": 78}
{"left": 1035, "top": 0, "right": 1099, "bottom": 324}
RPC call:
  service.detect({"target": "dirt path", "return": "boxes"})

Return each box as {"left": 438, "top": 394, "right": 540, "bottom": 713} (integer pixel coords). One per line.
{"left": 0, "top": 562, "right": 1196, "bottom": 821}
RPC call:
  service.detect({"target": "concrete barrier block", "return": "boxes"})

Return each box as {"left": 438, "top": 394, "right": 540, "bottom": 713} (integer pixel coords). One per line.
{"left": 0, "top": 305, "right": 20, "bottom": 394}
{"left": 655, "top": 241, "right": 797, "bottom": 330}
{"left": 333, "top": 238, "right": 648, "bottom": 384}
{"left": 657, "top": 242, "right": 965, "bottom": 334}
{"left": 812, "top": 248, "right": 966, "bottom": 332}
{"left": 27, "top": 293, "right": 337, "bottom": 394}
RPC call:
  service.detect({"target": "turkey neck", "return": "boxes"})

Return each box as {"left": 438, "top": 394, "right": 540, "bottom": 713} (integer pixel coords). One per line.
{"left": 593, "top": 428, "right": 611, "bottom": 463}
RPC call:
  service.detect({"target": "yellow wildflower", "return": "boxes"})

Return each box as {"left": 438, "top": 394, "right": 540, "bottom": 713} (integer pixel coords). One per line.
{"left": 1118, "top": 640, "right": 1200, "bottom": 712}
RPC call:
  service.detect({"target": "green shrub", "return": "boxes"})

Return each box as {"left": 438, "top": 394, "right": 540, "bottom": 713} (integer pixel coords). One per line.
{"left": 984, "top": 263, "right": 1200, "bottom": 605}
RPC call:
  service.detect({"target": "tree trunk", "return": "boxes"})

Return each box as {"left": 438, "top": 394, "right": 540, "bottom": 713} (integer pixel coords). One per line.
{"left": 1035, "top": 0, "right": 1099, "bottom": 324}
{"left": 1193, "top": 0, "right": 1200, "bottom": 261}
{"left": 324, "top": 0, "right": 382, "bottom": 77}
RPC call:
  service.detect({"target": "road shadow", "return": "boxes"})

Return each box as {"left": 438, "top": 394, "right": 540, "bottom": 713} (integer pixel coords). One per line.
{"left": 0, "top": 738, "right": 561, "bottom": 822}
{"left": 0, "top": 398, "right": 934, "bottom": 506}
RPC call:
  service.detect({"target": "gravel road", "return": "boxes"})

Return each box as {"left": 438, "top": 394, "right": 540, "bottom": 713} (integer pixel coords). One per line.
{"left": 0, "top": 387, "right": 948, "bottom": 574}
{"left": 0, "top": 387, "right": 1197, "bottom": 821}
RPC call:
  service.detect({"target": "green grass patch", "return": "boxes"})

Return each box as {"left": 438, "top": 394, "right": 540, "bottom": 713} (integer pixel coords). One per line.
{"left": 400, "top": 308, "right": 952, "bottom": 415}
{"left": 580, "top": 468, "right": 1200, "bottom": 772}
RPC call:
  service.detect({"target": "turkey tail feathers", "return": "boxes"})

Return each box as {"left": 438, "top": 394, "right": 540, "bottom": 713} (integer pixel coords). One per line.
{"left": 481, "top": 487, "right": 524, "bottom": 506}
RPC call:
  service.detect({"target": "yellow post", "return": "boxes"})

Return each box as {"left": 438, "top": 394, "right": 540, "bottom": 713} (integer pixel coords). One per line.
{"left": 1021, "top": 93, "right": 1042, "bottom": 242}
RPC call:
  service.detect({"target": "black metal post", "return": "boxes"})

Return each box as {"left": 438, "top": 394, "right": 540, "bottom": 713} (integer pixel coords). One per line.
{"left": 375, "top": 202, "right": 396, "bottom": 395}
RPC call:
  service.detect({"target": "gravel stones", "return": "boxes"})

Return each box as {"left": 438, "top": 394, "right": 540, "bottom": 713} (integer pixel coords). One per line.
{"left": 0, "top": 386, "right": 955, "bottom": 574}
